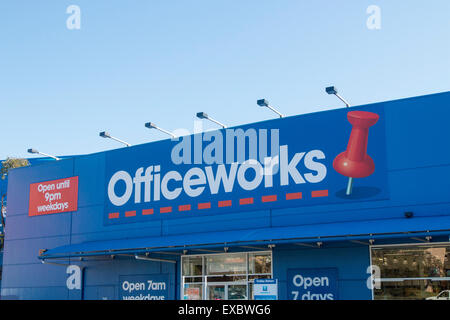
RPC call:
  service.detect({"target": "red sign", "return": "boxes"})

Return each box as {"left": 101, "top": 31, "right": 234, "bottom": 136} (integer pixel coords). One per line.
{"left": 29, "top": 176, "right": 79, "bottom": 217}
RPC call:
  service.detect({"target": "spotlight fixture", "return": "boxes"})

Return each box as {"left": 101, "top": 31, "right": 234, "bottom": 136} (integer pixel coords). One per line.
{"left": 27, "top": 148, "right": 60, "bottom": 160}
{"left": 326, "top": 86, "right": 351, "bottom": 108}
{"left": 196, "top": 112, "right": 227, "bottom": 129}
{"left": 144, "top": 122, "right": 177, "bottom": 138}
{"left": 99, "top": 131, "right": 131, "bottom": 147}
{"left": 257, "top": 99, "right": 284, "bottom": 118}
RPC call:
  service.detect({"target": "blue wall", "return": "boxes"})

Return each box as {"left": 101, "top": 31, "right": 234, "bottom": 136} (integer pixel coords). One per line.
{"left": 1, "top": 92, "right": 450, "bottom": 300}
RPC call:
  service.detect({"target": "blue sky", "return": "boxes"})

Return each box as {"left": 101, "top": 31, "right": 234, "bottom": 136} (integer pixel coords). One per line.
{"left": 0, "top": 1, "right": 449, "bottom": 159}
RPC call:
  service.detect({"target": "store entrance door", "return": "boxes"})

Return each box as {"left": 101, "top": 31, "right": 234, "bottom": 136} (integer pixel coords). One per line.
{"left": 207, "top": 283, "right": 248, "bottom": 300}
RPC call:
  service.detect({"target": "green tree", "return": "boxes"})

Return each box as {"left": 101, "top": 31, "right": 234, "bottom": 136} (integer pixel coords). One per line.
{"left": 0, "top": 157, "right": 30, "bottom": 249}
{"left": 1, "top": 157, "right": 29, "bottom": 180}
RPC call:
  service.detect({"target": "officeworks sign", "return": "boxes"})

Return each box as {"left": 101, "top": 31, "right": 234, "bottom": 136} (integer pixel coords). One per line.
{"left": 104, "top": 105, "right": 388, "bottom": 225}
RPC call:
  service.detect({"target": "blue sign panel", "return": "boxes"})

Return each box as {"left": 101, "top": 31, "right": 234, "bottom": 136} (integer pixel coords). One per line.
{"left": 287, "top": 268, "right": 339, "bottom": 300}
{"left": 104, "top": 105, "right": 388, "bottom": 225}
{"left": 254, "top": 279, "right": 278, "bottom": 300}
{"left": 118, "top": 274, "right": 171, "bottom": 300}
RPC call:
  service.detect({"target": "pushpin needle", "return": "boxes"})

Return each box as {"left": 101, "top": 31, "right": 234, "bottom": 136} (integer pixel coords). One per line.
{"left": 346, "top": 177, "right": 353, "bottom": 196}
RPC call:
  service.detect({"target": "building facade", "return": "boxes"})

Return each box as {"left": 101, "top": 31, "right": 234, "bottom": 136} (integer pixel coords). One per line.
{"left": 1, "top": 92, "right": 450, "bottom": 300}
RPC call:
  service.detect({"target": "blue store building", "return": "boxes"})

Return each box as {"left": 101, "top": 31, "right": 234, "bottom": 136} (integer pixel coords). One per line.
{"left": 1, "top": 91, "right": 450, "bottom": 300}
{"left": 0, "top": 157, "right": 69, "bottom": 291}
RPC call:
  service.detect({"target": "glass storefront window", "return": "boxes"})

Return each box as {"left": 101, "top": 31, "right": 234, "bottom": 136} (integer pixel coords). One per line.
{"left": 206, "top": 253, "right": 247, "bottom": 275}
{"left": 228, "top": 285, "right": 247, "bottom": 300}
{"left": 208, "top": 285, "right": 225, "bottom": 300}
{"left": 181, "top": 251, "right": 272, "bottom": 300}
{"left": 371, "top": 244, "right": 450, "bottom": 300}
{"left": 249, "top": 252, "right": 272, "bottom": 274}
{"left": 182, "top": 256, "right": 203, "bottom": 276}
{"left": 372, "top": 246, "right": 449, "bottom": 278}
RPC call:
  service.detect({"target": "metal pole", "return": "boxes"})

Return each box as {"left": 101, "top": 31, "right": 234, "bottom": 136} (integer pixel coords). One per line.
{"left": 207, "top": 117, "right": 227, "bottom": 129}
{"left": 109, "top": 136, "right": 132, "bottom": 147}
{"left": 267, "top": 105, "right": 284, "bottom": 118}
{"left": 154, "top": 126, "right": 177, "bottom": 138}
{"left": 38, "top": 152, "right": 60, "bottom": 160}
{"left": 335, "top": 93, "right": 351, "bottom": 108}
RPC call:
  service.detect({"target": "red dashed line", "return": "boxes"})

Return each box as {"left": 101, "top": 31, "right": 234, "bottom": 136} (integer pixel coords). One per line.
{"left": 142, "top": 209, "right": 154, "bottom": 215}
{"left": 111, "top": 189, "right": 330, "bottom": 219}
{"left": 125, "top": 211, "right": 136, "bottom": 217}
{"left": 218, "top": 200, "right": 232, "bottom": 207}
{"left": 311, "top": 190, "right": 329, "bottom": 198}
{"left": 160, "top": 207, "right": 172, "bottom": 213}
{"left": 178, "top": 204, "right": 191, "bottom": 212}
{"left": 239, "top": 197, "right": 254, "bottom": 205}
{"left": 198, "top": 202, "right": 211, "bottom": 210}
{"left": 286, "top": 192, "right": 302, "bottom": 200}
{"left": 262, "top": 195, "right": 277, "bottom": 203}
{"left": 108, "top": 212, "right": 119, "bottom": 219}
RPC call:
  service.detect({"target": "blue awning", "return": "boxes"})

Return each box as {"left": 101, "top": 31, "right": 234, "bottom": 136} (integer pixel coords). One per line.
{"left": 40, "top": 216, "right": 450, "bottom": 259}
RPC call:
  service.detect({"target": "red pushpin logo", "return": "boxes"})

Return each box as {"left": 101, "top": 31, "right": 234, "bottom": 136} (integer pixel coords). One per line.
{"left": 333, "top": 111, "right": 379, "bottom": 196}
